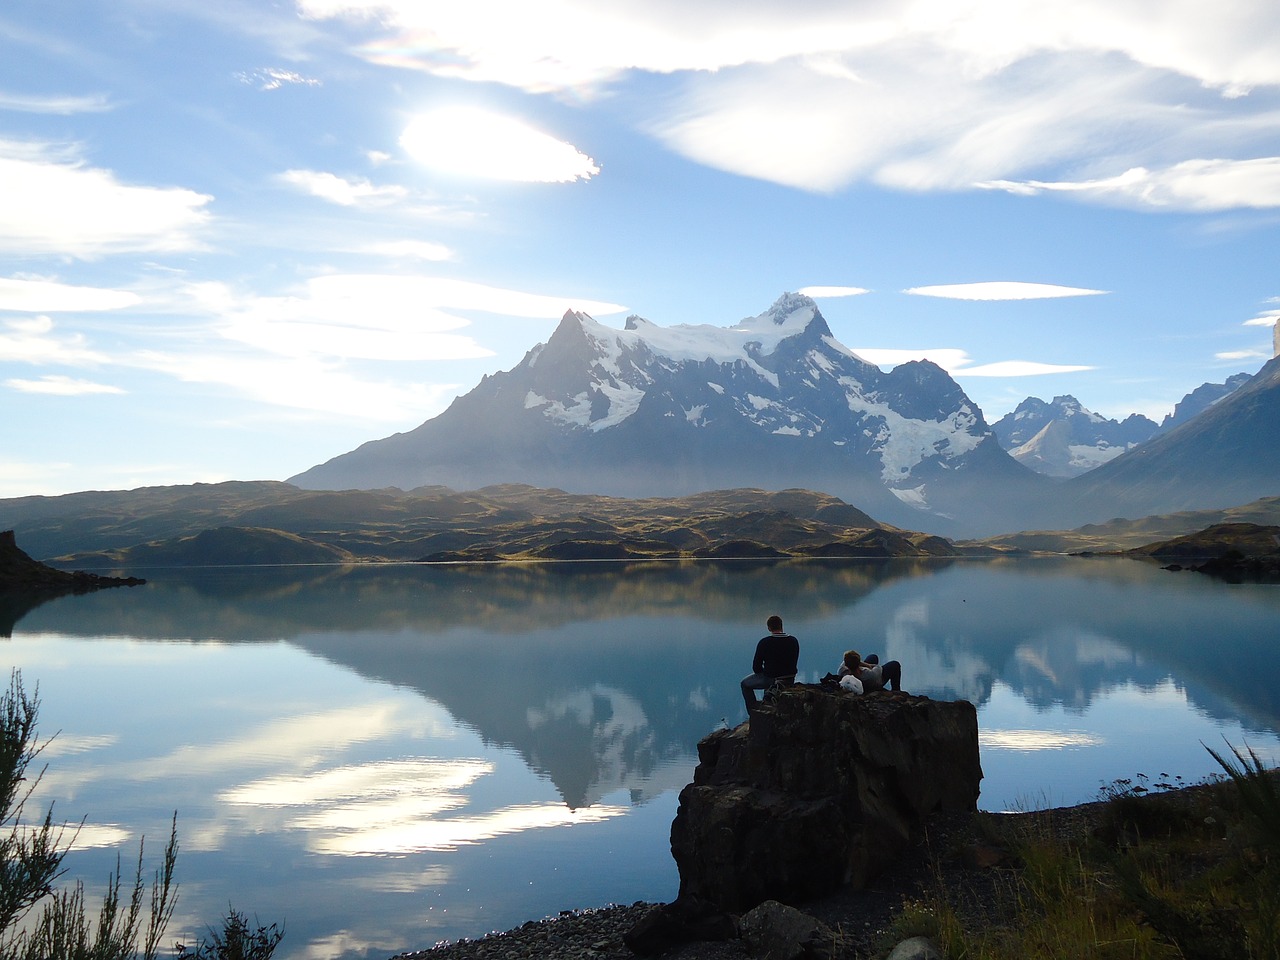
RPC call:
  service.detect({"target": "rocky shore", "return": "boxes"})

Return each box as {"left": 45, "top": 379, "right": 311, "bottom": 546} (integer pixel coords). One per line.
{"left": 388, "top": 807, "right": 1009, "bottom": 960}
{"left": 395, "top": 686, "right": 988, "bottom": 960}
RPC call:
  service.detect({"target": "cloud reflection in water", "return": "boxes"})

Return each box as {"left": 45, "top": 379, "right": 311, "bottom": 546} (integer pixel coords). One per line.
{"left": 223, "top": 757, "right": 627, "bottom": 854}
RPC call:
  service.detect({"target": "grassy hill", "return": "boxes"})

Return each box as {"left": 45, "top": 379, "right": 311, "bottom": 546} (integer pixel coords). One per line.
{"left": 1, "top": 481, "right": 955, "bottom": 567}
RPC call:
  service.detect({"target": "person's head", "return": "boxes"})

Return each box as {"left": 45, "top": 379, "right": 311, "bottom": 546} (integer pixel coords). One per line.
{"left": 843, "top": 650, "right": 861, "bottom": 671}
{"left": 766, "top": 614, "right": 783, "bottom": 633}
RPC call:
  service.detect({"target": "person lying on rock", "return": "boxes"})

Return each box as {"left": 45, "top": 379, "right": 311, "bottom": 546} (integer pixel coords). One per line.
{"left": 740, "top": 614, "right": 799, "bottom": 715}
{"left": 837, "top": 649, "right": 904, "bottom": 693}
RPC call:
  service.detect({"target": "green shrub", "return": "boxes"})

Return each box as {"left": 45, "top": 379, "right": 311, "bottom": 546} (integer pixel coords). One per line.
{"left": 1, "top": 670, "right": 281, "bottom": 960}
{"left": 175, "top": 908, "right": 283, "bottom": 960}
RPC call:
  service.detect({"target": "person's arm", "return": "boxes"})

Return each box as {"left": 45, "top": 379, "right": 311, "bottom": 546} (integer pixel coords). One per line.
{"left": 752, "top": 638, "right": 766, "bottom": 674}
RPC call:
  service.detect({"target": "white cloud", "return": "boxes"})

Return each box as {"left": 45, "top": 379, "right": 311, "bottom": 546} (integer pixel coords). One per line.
{"left": 0, "top": 91, "right": 112, "bottom": 114}
{"left": 797, "top": 285, "right": 870, "bottom": 298}
{"left": 978, "top": 158, "right": 1280, "bottom": 211}
{"left": 953, "top": 360, "right": 1096, "bottom": 377}
{"left": 5, "top": 375, "right": 125, "bottom": 395}
{"left": 279, "top": 169, "right": 408, "bottom": 206}
{"left": 904, "top": 281, "right": 1109, "bottom": 300}
{"left": 234, "top": 67, "right": 322, "bottom": 90}
{"left": 301, "top": 0, "right": 1280, "bottom": 205}
{"left": 364, "top": 239, "right": 454, "bottom": 261}
{"left": 854, "top": 348, "right": 974, "bottom": 370}
{"left": 400, "top": 107, "right": 599, "bottom": 183}
{"left": 0, "top": 277, "right": 140, "bottom": 312}
{"left": 1216, "top": 348, "right": 1270, "bottom": 360}
{"left": 853, "top": 346, "right": 1093, "bottom": 377}
{"left": 300, "top": 0, "right": 1280, "bottom": 95}
{"left": 0, "top": 315, "right": 108, "bottom": 365}
{"left": 208, "top": 273, "right": 625, "bottom": 363}
{"left": 0, "top": 140, "right": 212, "bottom": 257}
{"left": 120, "top": 337, "right": 470, "bottom": 421}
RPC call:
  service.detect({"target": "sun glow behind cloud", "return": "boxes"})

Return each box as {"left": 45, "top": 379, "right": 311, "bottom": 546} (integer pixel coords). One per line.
{"left": 304, "top": 0, "right": 1280, "bottom": 206}
{"left": 400, "top": 107, "right": 600, "bottom": 182}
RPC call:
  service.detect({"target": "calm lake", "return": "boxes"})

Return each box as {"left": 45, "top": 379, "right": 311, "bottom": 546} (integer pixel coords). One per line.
{"left": 5, "top": 557, "right": 1280, "bottom": 959}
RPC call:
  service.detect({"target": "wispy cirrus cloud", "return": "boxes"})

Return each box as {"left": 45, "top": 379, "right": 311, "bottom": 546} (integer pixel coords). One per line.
{"left": 200, "top": 273, "right": 626, "bottom": 364}
{"left": 279, "top": 169, "right": 409, "bottom": 206}
{"left": 0, "top": 91, "right": 112, "bottom": 114}
{"left": 904, "top": 281, "right": 1109, "bottom": 300}
{"left": 853, "top": 346, "right": 1093, "bottom": 377}
{"left": 0, "top": 277, "right": 140, "bottom": 312}
{"left": 978, "top": 157, "right": 1280, "bottom": 211}
{"left": 363, "top": 240, "right": 455, "bottom": 262}
{"left": 234, "top": 67, "right": 321, "bottom": 91}
{"left": 0, "top": 316, "right": 109, "bottom": 365}
{"left": 5, "top": 374, "right": 125, "bottom": 395}
{"left": 798, "top": 285, "right": 870, "bottom": 298}
{"left": 0, "top": 140, "right": 211, "bottom": 257}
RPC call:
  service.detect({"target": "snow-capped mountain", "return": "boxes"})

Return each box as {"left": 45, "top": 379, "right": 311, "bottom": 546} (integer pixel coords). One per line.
{"left": 991, "top": 396, "right": 1157, "bottom": 478}
{"left": 290, "top": 293, "right": 1048, "bottom": 535}
{"left": 1056, "top": 357, "right": 1280, "bottom": 526}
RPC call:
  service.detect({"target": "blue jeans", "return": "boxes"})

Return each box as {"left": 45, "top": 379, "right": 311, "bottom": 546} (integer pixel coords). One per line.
{"left": 741, "top": 672, "right": 792, "bottom": 712}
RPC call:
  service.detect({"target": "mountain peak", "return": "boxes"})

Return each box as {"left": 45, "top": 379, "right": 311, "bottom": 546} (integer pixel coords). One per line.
{"left": 764, "top": 291, "right": 818, "bottom": 325}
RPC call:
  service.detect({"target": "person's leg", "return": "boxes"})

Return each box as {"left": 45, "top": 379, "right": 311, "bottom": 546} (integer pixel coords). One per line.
{"left": 881, "top": 660, "right": 902, "bottom": 691}
{"left": 864, "top": 654, "right": 879, "bottom": 665}
{"left": 741, "top": 673, "right": 769, "bottom": 713}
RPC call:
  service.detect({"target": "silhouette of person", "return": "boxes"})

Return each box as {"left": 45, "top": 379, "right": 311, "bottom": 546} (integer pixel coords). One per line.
{"left": 741, "top": 614, "right": 799, "bottom": 714}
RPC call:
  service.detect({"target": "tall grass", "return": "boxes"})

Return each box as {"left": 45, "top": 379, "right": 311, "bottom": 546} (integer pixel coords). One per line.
{"left": 1, "top": 670, "right": 281, "bottom": 960}
{"left": 894, "top": 744, "right": 1279, "bottom": 960}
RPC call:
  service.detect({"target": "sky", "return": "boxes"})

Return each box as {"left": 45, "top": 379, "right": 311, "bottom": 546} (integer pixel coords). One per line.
{"left": 2, "top": 0, "right": 1279, "bottom": 500}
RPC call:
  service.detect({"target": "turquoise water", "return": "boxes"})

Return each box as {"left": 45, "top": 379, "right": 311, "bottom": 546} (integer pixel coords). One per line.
{"left": 6, "top": 557, "right": 1279, "bottom": 958}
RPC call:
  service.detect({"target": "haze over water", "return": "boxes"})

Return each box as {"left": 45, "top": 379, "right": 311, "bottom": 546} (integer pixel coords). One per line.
{"left": 7, "top": 557, "right": 1279, "bottom": 960}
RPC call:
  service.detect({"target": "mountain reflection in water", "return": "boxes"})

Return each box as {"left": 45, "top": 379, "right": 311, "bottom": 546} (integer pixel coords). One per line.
{"left": 13, "top": 557, "right": 1280, "bottom": 809}
{"left": 7, "top": 557, "right": 1280, "bottom": 959}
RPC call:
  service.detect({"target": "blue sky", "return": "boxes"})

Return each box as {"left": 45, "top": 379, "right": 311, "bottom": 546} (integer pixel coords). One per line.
{"left": 2, "top": 0, "right": 1279, "bottom": 499}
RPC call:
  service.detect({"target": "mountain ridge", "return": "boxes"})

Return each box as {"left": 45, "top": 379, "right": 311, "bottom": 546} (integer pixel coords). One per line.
{"left": 290, "top": 294, "right": 1049, "bottom": 536}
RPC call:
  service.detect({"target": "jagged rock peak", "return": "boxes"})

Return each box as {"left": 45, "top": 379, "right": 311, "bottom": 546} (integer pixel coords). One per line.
{"left": 763, "top": 291, "right": 818, "bottom": 325}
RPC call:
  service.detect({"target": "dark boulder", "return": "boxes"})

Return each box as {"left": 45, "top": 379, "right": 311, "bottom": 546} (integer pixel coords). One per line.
{"left": 670, "top": 687, "right": 981, "bottom": 913}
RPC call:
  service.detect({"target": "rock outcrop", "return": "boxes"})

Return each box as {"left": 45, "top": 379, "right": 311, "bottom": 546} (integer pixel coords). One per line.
{"left": 670, "top": 687, "right": 981, "bottom": 913}
{"left": 0, "top": 530, "right": 144, "bottom": 637}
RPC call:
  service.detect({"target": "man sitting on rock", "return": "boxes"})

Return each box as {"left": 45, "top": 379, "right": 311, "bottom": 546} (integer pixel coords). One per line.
{"left": 741, "top": 615, "right": 799, "bottom": 715}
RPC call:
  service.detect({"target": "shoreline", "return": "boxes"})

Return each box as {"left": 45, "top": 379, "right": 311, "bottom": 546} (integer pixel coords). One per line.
{"left": 384, "top": 806, "right": 1009, "bottom": 960}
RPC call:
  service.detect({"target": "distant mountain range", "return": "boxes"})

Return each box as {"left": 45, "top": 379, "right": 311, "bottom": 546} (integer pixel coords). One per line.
{"left": 290, "top": 293, "right": 1278, "bottom": 536}
{"left": 990, "top": 373, "right": 1250, "bottom": 479}
{"left": 1057, "top": 355, "right": 1280, "bottom": 527}
{"left": 990, "top": 396, "right": 1157, "bottom": 478}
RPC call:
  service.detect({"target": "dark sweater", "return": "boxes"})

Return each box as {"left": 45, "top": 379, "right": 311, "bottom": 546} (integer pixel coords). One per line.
{"left": 753, "top": 632, "right": 799, "bottom": 678}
